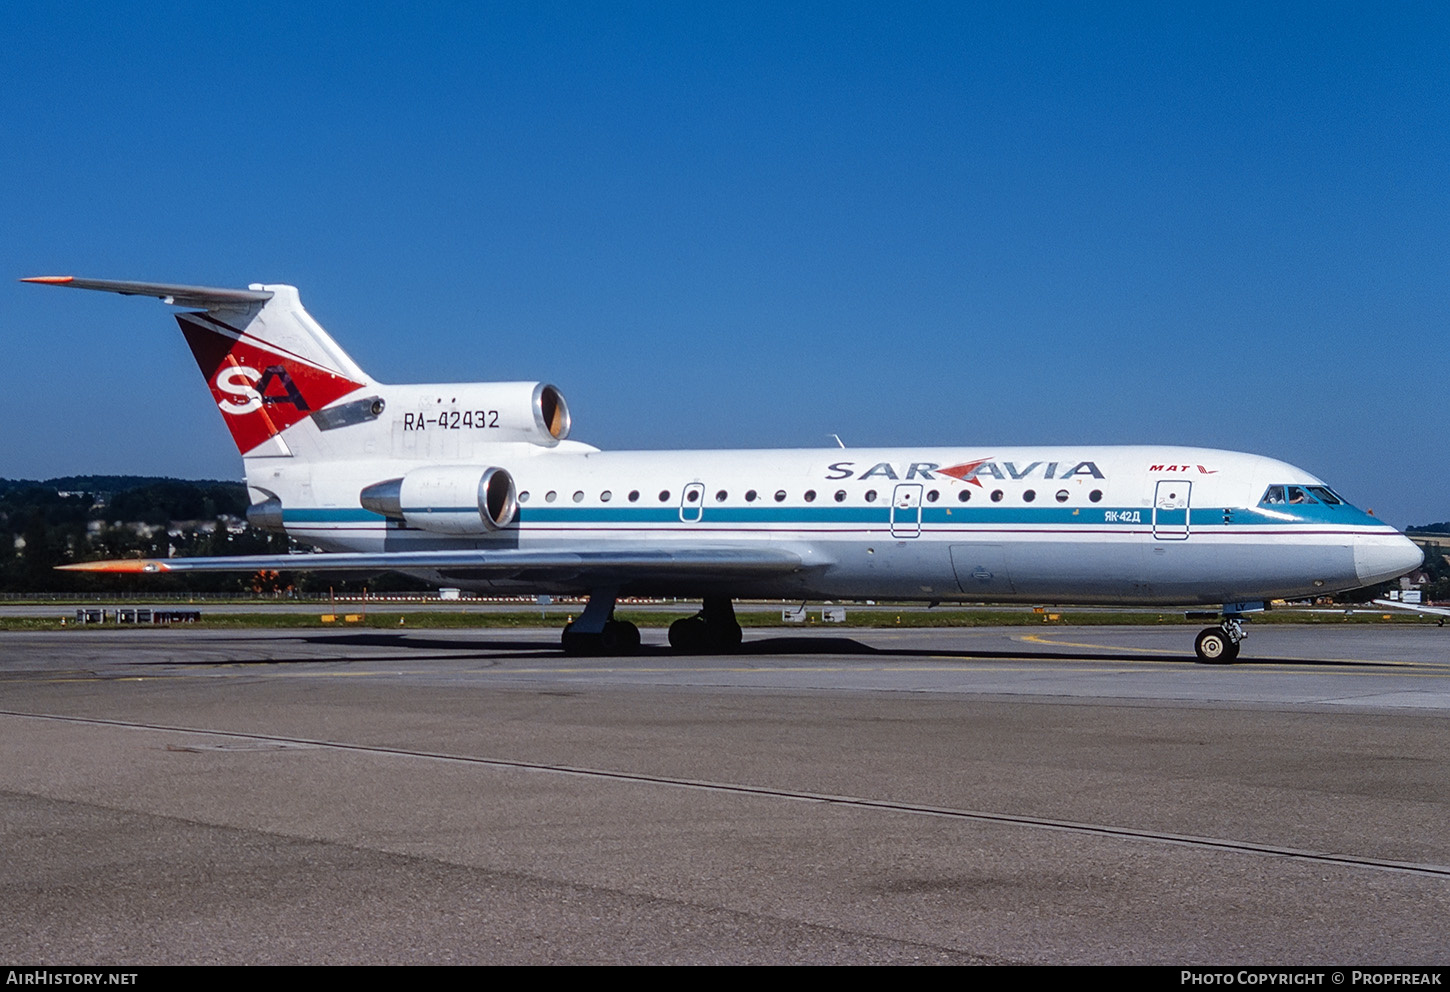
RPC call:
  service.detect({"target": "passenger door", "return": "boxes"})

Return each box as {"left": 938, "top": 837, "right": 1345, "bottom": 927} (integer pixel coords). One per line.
{"left": 1152, "top": 480, "right": 1191, "bottom": 540}
{"left": 679, "top": 482, "right": 705, "bottom": 523}
{"left": 890, "top": 483, "right": 923, "bottom": 538}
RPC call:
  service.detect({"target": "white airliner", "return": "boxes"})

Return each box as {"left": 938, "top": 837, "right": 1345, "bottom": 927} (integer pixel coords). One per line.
{"left": 26, "top": 276, "right": 1423, "bottom": 663}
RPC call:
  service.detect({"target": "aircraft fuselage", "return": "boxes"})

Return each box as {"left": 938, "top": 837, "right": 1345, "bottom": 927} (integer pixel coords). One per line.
{"left": 258, "top": 443, "right": 1411, "bottom": 605}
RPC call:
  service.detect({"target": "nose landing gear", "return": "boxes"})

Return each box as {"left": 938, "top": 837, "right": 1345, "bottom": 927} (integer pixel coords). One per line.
{"left": 1193, "top": 617, "right": 1246, "bottom": 664}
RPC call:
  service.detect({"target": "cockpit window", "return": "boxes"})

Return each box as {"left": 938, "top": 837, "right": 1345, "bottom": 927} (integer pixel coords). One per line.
{"left": 1258, "top": 484, "right": 1328, "bottom": 507}
{"left": 1261, "top": 484, "right": 1329, "bottom": 507}
{"left": 1262, "top": 484, "right": 1349, "bottom": 509}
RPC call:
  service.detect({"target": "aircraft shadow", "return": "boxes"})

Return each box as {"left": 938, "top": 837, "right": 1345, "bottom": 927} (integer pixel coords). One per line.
{"left": 737, "top": 637, "right": 1392, "bottom": 667}
{"left": 131, "top": 630, "right": 1409, "bottom": 669}
{"left": 296, "top": 632, "right": 551, "bottom": 653}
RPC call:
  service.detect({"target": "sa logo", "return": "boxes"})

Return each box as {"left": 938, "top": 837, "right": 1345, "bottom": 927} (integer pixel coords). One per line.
{"left": 214, "top": 365, "right": 309, "bottom": 416}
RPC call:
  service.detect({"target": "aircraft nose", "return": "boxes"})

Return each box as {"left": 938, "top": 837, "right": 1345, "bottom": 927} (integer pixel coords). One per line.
{"left": 1354, "top": 534, "right": 1424, "bottom": 586}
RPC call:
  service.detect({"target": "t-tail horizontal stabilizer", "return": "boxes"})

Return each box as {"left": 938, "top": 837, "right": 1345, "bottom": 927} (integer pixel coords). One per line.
{"left": 22, "top": 276, "right": 371, "bottom": 457}
{"left": 20, "top": 276, "right": 274, "bottom": 307}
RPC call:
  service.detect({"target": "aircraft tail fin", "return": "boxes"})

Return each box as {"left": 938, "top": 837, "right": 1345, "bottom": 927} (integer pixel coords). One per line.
{"left": 22, "top": 277, "right": 370, "bottom": 457}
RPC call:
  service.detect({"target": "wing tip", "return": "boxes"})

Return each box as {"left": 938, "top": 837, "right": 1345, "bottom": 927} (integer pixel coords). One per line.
{"left": 21, "top": 275, "right": 74, "bottom": 285}
{"left": 57, "top": 559, "right": 170, "bottom": 574}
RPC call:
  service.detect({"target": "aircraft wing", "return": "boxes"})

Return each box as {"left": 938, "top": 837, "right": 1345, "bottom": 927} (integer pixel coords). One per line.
{"left": 59, "top": 547, "right": 805, "bottom": 584}
{"left": 1371, "top": 598, "right": 1450, "bottom": 618}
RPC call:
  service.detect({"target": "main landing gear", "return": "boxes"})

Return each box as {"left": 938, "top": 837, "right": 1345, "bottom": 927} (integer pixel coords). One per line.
{"left": 560, "top": 618, "right": 640, "bottom": 656}
{"left": 667, "top": 596, "right": 743, "bottom": 654}
{"left": 560, "top": 587, "right": 641, "bottom": 656}
{"left": 1193, "top": 617, "right": 1246, "bottom": 664}
{"left": 559, "top": 591, "right": 745, "bottom": 656}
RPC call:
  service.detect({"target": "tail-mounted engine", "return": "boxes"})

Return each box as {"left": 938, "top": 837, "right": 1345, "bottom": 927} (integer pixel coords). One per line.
{"left": 490, "top": 382, "right": 570, "bottom": 444}
{"left": 360, "top": 465, "right": 518, "bottom": 534}
{"left": 387, "top": 381, "right": 571, "bottom": 447}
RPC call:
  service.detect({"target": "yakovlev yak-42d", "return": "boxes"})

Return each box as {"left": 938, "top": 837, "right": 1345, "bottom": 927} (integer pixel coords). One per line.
{"left": 26, "top": 276, "right": 1423, "bottom": 662}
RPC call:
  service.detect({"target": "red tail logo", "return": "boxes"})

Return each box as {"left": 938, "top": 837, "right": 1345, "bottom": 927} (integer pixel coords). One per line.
{"left": 178, "top": 314, "right": 364, "bottom": 454}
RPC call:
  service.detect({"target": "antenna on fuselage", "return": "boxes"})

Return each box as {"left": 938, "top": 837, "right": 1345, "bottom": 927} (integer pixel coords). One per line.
{"left": 830, "top": 434, "right": 845, "bottom": 449}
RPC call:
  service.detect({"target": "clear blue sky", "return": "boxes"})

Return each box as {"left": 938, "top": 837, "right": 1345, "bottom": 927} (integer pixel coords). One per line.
{"left": 3, "top": 3, "right": 1446, "bottom": 527}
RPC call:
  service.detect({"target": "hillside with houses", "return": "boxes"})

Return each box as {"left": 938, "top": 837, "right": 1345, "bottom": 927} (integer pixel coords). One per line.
{"left": 0, "top": 477, "right": 324, "bottom": 594}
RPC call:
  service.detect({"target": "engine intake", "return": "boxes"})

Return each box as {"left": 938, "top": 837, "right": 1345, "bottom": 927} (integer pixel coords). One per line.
{"left": 535, "top": 383, "right": 570, "bottom": 442}
{"left": 360, "top": 466, "right": 518, "bottom": 534}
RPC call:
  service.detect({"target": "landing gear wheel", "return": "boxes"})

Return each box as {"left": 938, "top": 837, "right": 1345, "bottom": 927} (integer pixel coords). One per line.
{"left": 601, "top": 619, "right": 641, "bottom": 654}
{"left": 668, "top": 616, "right": 708, "bottom": 652}
{"left": 715, "top": 620, "right": 743, "bottom": 651}
{"left": 561, "top": 621, "right": 604, "bottom": 656}
{"left": 1194, "top": 627, "right": 1239, "bottom": 664}
{"left": 560, "top": 622, "right": 590, "bottom": 656}
{"left": 668, "top": 614, "right": 742, "bottom": 654}
{"left": 562, "top": 620, "right": 642, "bottom": 656}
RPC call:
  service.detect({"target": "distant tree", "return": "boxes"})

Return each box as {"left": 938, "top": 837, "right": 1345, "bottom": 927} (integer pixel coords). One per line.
{"left": 107, "top": 480, "right": 248, "bottom": 525}
{"left": 19, "top": 510, "right": 62, "bottom": 591}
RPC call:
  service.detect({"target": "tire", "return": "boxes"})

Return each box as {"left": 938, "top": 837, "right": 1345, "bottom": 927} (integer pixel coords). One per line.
{"left": 670, "top": 613, "right": 741, "bottom": 654}
{"left": 1194, "top": 627, "right": 1238, "bottom": 664}
{"left": 602, "top": 620, "right": 641, "bottom": 655}
{"left": 669, "top": 616, "right": 707, "bottom": 652}
{"left": 561, "top": 623, "right": 595, "bottom": 656}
